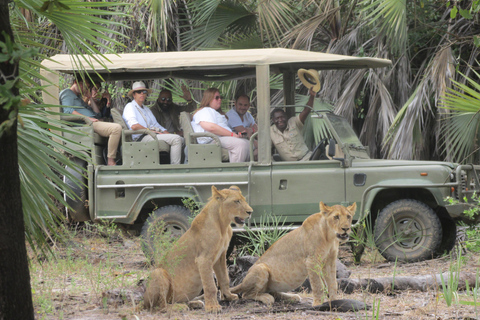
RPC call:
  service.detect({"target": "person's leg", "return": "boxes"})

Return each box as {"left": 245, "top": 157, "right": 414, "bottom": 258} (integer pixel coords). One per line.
{"left": 92, "top": 122, "right": 122, "bottom": 165}
{"left": 218, "top": 137, "right": 250, "bottom": 163}
{"left": 156, "top": 134, "right": 183, "bottom": 165}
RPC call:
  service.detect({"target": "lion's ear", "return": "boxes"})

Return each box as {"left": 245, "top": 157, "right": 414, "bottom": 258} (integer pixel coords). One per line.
{"left": 320, "top": 201, "right": 331, "bottom": 215}
{"left": 319, "top": 201, "right": 328, "bottom": 211}
{"left": 212, "top": 185, "right": 226, "bottom": 201}
{"left": 229, "top": 185, "right": 241, "bottom": 192}
{"left": 347, "top": 202, "right": 357, "bottom": 213}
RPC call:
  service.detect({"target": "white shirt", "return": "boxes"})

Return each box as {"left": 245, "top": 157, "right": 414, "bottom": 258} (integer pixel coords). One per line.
{"left": 226, "top": 109, "right": 256, "bottom": 130}
{"left": 192, "top": 107, "right": 232, "bottom": 144}
{"left": 123, "top": 100, "right": 166, "bottom": 140}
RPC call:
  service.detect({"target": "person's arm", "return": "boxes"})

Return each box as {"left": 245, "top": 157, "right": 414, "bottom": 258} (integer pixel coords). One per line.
{"left": 71, "top": 110, "right": 98, "bottom": 122}
{"left": 200, "top": 121, "right": 241, "bottom": 138}
{"left": 299, "top": 88, "right": 315, "bottom": 124}
{"left": 233, "top": 125, "right": 247, "bottom": 133}
{"left": 87, "top": 97, "right": 101, "bottom": 114}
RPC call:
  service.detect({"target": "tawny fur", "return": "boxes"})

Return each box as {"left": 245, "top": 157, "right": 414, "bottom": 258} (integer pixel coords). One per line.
{"left": 231, "top": 202, "right": 355, "bottom": 306}
{"left": 144, "top": 186, "right": 253, "bottom": 312}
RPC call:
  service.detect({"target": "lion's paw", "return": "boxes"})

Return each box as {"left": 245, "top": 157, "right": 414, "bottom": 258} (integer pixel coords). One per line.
{"left": 188, "top": 300, "right": 204, "bottom": 310}
{"left": 205, "top": 302, "right": 222, "bottom": 313}
{"left": 312, "top": 298, "right": 324, "bottom": 307}
{"left": 223, "top": 293, "right": 238, "bottom": 301}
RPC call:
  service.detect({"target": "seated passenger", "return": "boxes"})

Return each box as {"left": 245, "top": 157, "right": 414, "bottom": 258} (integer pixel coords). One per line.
{"left": 122, "top": 82, "right": 183, "bottom": 165}
{"left": 191, "top": 88, "right": 249, "bottom": 163}
{"left": 150, "top": 85, "right": 196, "bottom": 137}
{"left": 60, "top": 77, "right": 122, "bottom": 166}
{"left": 226, "top": 94, "right": 258, "bottom": 137}
{"left": 90, "top": 81, "right": 113, "bottom": 120}
{"left": 270, "top": 88, "right": 315, "bottom": 161}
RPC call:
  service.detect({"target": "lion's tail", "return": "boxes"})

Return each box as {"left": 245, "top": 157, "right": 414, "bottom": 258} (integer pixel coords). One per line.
{"left": 143, "top": 268, "right": 171, "bottom": 311}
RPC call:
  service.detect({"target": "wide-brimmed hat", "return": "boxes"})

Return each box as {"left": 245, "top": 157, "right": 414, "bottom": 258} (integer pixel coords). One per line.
{"left": 127, "top": 81, "right": 152, "bottom": 98}
{"left": 298, "top": 69, "right": 321, "bottom": 92}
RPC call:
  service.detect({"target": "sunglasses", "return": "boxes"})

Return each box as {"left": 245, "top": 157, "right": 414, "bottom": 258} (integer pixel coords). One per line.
{"left": 160, "top": 97, "right": 172, "bottom": 102}
{"left": 214, "top": 95, "right": 222, "bottom": 100}
{"left": 134, "top": 90, "right": 148, "bottom": 95}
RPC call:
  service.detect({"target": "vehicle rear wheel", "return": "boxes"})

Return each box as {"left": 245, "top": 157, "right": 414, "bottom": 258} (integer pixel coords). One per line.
{"left": 374, "top": 199, "right": 442, "bottom": 262}
{"left": 140, "top": 205, "right": 191, "bottom": 263}
{"left": 63, "top": 158, "right": 89, "bottom": 222}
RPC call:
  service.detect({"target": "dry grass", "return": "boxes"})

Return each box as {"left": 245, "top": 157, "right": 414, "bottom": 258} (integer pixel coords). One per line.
{"left": 29, "top": 224, "right": 480, "bottom": 320}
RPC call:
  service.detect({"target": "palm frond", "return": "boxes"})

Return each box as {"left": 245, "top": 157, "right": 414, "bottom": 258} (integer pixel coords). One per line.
{"left": 359, "top": 0, "right": 407, "bottom": 55}
{"left": 17, "top": 104, "right": 90, "bottom": 255}
{"left": 255, "top": 0, "right": 297, "bottom": 46}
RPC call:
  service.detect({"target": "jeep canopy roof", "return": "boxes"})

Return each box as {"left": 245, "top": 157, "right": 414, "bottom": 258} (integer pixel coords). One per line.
{"left": 41, "top": 48, "right": 391, "bottom": 164}
{"left": 41, "top": 48, "right": 391, "bottom": 81}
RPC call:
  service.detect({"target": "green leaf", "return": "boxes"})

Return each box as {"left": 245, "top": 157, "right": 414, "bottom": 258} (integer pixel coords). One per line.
{"left": 459, "top": 8, "right": 473, "bottom": 19}
{"left": 451, "top": 5, "right": 458, "bottom": 19}
{"left": 474, "top": 36, "right": 480, "bottom": 48}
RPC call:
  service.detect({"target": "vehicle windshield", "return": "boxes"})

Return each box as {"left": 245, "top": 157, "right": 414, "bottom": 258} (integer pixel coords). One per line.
{"left": 326, "top": 114, "right": 366, "bottom": 150}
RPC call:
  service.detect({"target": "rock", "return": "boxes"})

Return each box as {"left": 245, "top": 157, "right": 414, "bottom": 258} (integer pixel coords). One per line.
{"left": 313, "top": 299, "right": 370, "bottom": 312}
{"left": 123, "top": 240, "right": 135, "bottom": 248}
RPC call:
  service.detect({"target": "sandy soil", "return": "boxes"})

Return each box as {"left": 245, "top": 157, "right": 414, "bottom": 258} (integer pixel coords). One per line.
{"left": 30, "top": 230, "right": 480, "bottom": 320}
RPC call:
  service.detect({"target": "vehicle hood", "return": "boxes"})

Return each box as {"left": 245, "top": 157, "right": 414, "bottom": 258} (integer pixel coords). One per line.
{"left": 352, "top": 159, "right": 456, "bottom": 169}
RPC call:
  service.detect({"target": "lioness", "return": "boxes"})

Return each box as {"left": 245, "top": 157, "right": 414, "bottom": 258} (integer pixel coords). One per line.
{"left": 144, "top": 186, "right": 252, "bottom": 312}
{"left": 231, "top": 202, "right": 355, "bottom": 306}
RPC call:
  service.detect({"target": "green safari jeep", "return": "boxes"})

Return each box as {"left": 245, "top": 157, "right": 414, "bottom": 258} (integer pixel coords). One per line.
{"left": 41, "top": 48, "right": 480, "bottom": 262}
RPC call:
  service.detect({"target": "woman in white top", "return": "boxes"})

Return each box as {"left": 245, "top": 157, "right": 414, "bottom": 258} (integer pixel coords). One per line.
{"left": 191, "top": 88, "right": 249, "bottom": 162}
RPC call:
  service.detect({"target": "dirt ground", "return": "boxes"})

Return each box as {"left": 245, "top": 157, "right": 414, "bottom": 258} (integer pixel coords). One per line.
{"left": 30, "top": 228, "right": 480, "bottom": 320}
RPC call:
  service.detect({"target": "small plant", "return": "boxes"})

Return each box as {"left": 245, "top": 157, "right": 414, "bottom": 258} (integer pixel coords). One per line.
{"left": 391, "top": 257, "right": 398, "bottom": 292}
{"left": 237, "top": 213, "right": 290, "bottom": 257}
{"left": 445, "top": 192, "right": 480, "bottom": 221}
{"left": 182, "top": 197, "right": 202, "bottom": 223}
{"left": 141, "top": 217, "right": 185, "bottom": 269}
{"left": 439, "top": 248, "right": 462, "bottom": 306}
{"left": 348, "top": 213, "right": 378, "bottom": 264}
{"left": 367, "top": 297, "right": 381, "bottom": 320}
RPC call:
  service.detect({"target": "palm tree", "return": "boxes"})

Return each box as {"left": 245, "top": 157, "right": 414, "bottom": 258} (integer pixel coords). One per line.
{"left": 440, "top": 67, "right": 480, "bottom": 164}
{"left": 1, "top": 0, "right": 127, "bottom": 318}
{"left": 178, "top": 0, "right": 480, "bottom": 163}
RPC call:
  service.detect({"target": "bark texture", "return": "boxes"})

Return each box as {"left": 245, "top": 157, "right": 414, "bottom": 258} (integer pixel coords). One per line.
{"left": 338, "top": 272, "right": 478, "bottom": 293}
{"left": 0, "top": 0, "right": 34, "bottom": 318}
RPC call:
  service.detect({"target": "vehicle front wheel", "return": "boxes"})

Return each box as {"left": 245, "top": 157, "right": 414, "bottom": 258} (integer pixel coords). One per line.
{"left": 140, "top": 205, "right": 191, "bottom": 263}
{"left": 374, "top": 199, "right": 442, "bottom": 263}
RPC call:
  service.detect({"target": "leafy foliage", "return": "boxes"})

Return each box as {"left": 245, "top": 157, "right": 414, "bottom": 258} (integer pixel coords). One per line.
{"left": 238, "top": 213, "right": 289, "bottom": 257}
{"left": 7, "top": 0, "right": 129, "bottom": 256}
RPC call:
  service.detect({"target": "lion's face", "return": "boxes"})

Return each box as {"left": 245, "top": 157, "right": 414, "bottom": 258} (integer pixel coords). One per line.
{"left": 320, "top": 202, "right": 355, "bottom": 242}
{"left": 212, "top": 186, "right": 253, "bottom": 227}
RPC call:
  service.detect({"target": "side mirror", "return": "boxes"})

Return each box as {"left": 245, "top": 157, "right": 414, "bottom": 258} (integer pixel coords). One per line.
{"left": 328, "top": 138, "right": 336, "bottom": 158}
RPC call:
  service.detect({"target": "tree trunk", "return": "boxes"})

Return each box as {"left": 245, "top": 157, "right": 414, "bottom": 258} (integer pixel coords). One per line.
{"left": 338, "top": 272, "right": 478, "bottom": 294}
{"left": 0, "top": 0, "right": 35, "bottom": 318}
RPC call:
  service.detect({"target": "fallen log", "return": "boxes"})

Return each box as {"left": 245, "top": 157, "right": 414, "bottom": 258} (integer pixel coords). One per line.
{"left": 338, "top": 272, "right": 478, "bottom": 293}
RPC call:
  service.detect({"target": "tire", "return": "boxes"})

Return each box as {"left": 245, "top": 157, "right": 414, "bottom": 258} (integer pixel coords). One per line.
{"left": 140, "top": 205, "right": 191, "bottom": 263}
{"left": 374, "top": 199, "right": 442, "bottom": 263}
{"left": 63, "top": 158, "right": 90, "bottom": 222}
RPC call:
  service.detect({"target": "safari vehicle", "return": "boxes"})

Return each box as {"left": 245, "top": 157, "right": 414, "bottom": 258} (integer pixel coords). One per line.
{"left": 41, "top": 48, "right": 480, "bottom": 263}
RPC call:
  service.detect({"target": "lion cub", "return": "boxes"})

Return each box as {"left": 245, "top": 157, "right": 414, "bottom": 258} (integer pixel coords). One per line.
{"left": 144, "top": 186, "right": 253, "bottom": 312}
{"left": 231, "top": 202, "right": 355, "bottom": 306}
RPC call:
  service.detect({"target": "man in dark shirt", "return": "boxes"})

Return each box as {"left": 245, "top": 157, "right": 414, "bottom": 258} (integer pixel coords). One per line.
{"left": 150, "top": 85, "right": 196, "bottom": 137}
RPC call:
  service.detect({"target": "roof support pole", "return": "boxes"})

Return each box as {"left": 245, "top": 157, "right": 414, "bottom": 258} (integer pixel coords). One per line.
{"left": 283, "top": 71, "right": 295, "bottom": 119}
{"left": 256, "top": 64, "right": 271, "bottom": 165}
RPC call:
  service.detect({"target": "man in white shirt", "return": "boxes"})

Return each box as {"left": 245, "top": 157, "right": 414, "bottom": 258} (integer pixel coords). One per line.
{"left": 122, "top": 82, "right": 183, "bottom": 165}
